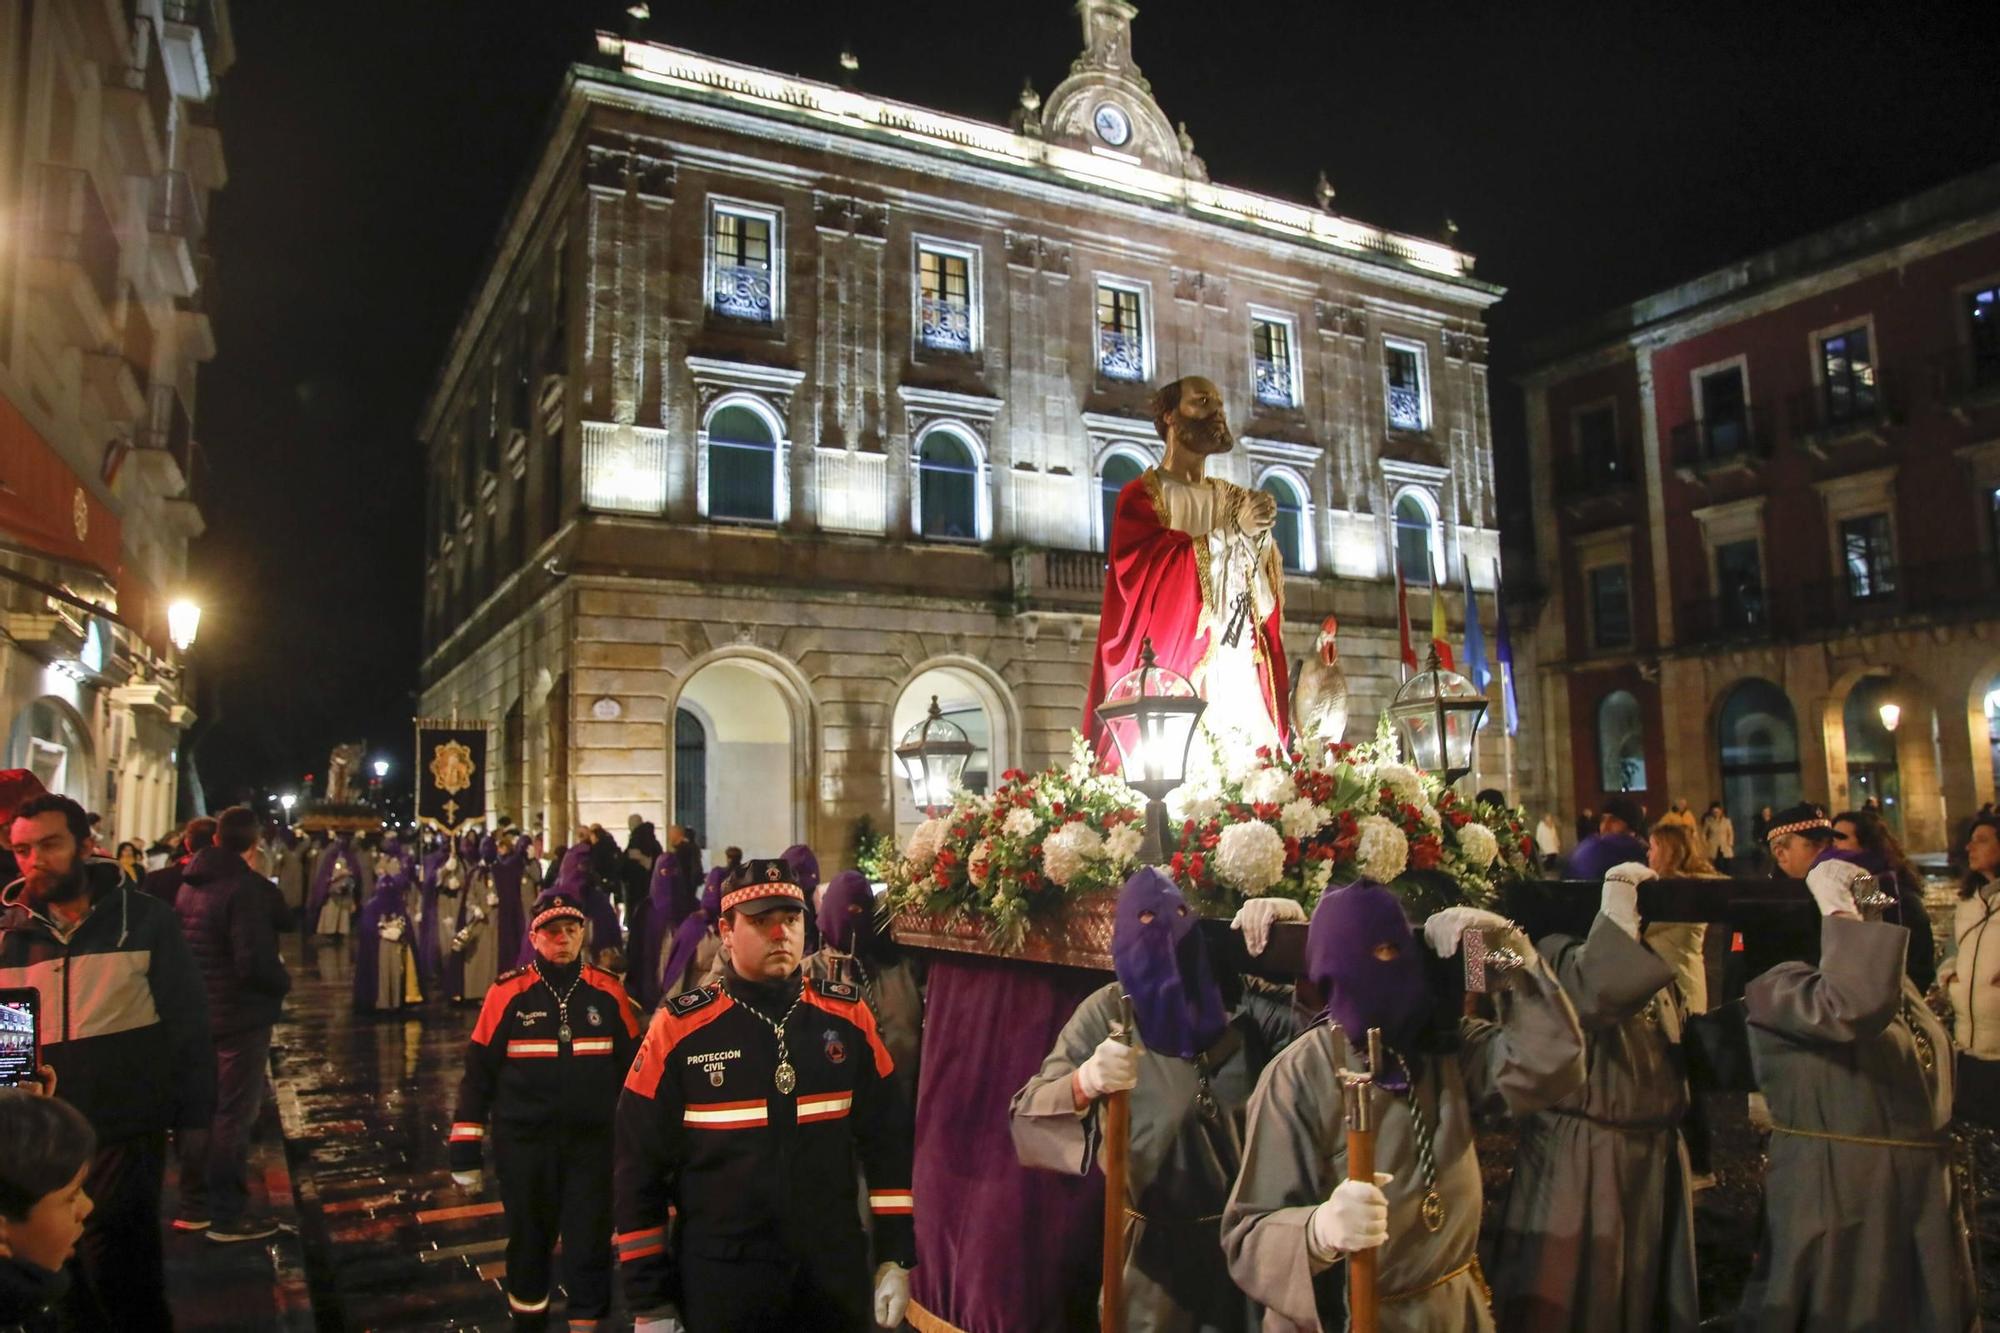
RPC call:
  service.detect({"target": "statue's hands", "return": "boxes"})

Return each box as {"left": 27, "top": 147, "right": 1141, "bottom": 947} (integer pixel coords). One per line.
{"left": 1237, "top": 489, "right": 1278, "bottom": 539}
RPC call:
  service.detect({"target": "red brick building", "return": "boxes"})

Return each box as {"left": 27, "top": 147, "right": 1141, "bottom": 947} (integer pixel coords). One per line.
{"left": 1524, "top": 165, "right": 2000, "bottom": 854}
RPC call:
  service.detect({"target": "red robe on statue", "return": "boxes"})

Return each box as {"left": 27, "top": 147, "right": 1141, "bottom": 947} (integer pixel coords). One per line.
{"left": 1083, "top": 470, "right": 1290, "bottom": 762}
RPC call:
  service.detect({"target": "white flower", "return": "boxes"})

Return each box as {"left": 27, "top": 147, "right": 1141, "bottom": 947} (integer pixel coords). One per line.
{"left": 1305, "top": 859, "right": 1335, "bottom": 896}
{"left": 1355, "top": 815, "right": 1409, "bottom": 884}
{"left": 1279, "top": 798, "right": 1326, "bottom": 841}
{"left": 1103, "top": 823, "right": 1144, "bottom": 868}
{"left": 1240, "top": 766, "right": 1297, "bottom": 807}
{"left": 1457, "top": 821, "right": 1499, "bottom": 871}
{"left": 1003, "top": 807, "right": 1040, "bottom": 840}
{"left": 1372, "top": 762, "right": 1425, "bottom": 809}
{"left": 968, "top": 838, "right": 994, "bottom": 889}
{"left": 1176, "top": 793, "right": 1222, "bottom": 824}
{"left": 1215, "top": 821, "right": 1287, "bottom": 894}
{"left": 1419, "top": 804, "right": 1442, "bottom": 831}
{"left": 904, "top": 818, "right": 946, "bottom": 869}
{"left": 1042, "top": 821, "right": 1105, "bottom": 888}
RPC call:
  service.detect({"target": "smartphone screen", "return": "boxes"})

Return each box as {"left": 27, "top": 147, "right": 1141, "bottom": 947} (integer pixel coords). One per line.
{"left": 0, "top": 991, "right": 39, "bottom": 1088}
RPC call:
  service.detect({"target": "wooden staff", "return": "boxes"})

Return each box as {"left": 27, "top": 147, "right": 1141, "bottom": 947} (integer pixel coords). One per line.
{"left": 1101, "top": 996, "right": 1135, "bottom": 1333}
{"left": 1337, "top": 1027, "right": 1383, "bottom": 1333}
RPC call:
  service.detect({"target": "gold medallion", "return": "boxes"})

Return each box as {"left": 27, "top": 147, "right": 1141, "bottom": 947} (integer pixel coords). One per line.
{"left": 1420, "top": 1189, "right": 1445, "bottom": 1233}
{"left": 774, "top": 1061, "right": 797, "bottom": 1095}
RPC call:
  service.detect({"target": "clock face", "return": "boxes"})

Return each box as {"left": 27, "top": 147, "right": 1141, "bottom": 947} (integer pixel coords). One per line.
{"left": 1092, "top": 103, "right": 1131, "bottom": 147}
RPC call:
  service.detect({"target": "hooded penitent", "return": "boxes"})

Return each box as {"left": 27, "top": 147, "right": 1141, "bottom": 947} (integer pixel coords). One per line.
{"left": 781, "top": 843, "right": 823, "bottom": 953}
{"left": 659, "top": 866, "right": 728, "bottom": 995}
{"left": 354, "top": 869, "right": 413, "bottom": 1011}
{"left": 818, "top": 870, "right": 877, "bottom": 956}
{"left": 1111, "top": 867, "right": 1229, "bottom": 1060}
{"left": 1307, "top": 880, "right": 1433, "bottom": 1065}
{"left": 306, "top": 835, "right": 362, "bottom": 926}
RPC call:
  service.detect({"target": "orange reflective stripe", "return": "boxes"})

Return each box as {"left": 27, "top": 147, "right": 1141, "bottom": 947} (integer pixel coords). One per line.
{"left": 625, "top": 992, "right": 736, "bottom": 1099}
{"left": 796, "top": 1092, "right": 852, "bottom": 1124}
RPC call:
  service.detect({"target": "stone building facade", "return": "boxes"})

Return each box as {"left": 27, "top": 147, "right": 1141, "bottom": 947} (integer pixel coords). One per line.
{"left": 1524, "top": 165, "right": 2000, "bottom": 855}
{"left": 0, "top": 1, "right": 228, "bottom": 843}
{"left": 419, "top": 4, "right": 1513, "bottom": 858}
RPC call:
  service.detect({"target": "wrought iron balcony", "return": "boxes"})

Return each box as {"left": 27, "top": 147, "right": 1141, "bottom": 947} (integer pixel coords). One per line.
{"left": 1676, "top": 558, "right": 1997, "bottom": 648}
{"left": 1668, "top": 406, "right": 1772, "bottom": 475}
{"left": 1924, "top": 347, "right": 2000, "bottom": 421}
{"left": 1386, "top": 383, "right": 1424, "bottom": 432}
{"left": 1558, "top": 451, "right": 1638, "bottom": 500}
{"left": 711, "top": 263, "right": 774, "bottom": 322}
{"left": 1783, "top": 370, "right": 1903, "bottom": 452}
{"left": 1253, "top": 358, "right": 1294, "bottom": 407}
{"left": 918, "top": 296, "right": 972, "bottom": 352}
{"left": 1098, "top": 329, "right": 1145, "bottom": 381}
{"left": 29, "top": 164, "right": 119, "bottom": 315}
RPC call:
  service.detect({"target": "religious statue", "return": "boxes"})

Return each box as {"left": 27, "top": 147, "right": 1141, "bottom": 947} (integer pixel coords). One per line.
{"left": 1083, "top": 376, "right": 1289, "bottom": 762}
{"left": 1290, "top": 615, "right": 1349, "bottom": 744}
{"left": 325, "top": 742, "right": 365, "bottom": 804}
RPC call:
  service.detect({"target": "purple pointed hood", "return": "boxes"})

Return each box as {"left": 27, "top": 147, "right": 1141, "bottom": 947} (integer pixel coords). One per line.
{"left": 554, "top": 844, "right": 592, "bottom": 897}
{"left": 818, "top": 870, "right": 877, "bottom": 954}
{"left": 700, "top": 866, "right": 728, "bottom": 918}
{"left": 1308, "top": 881, "right": 1432, "bottom": 1059}
{"left": 1111, "top": 867, "right": 1229, "bottom": 1060}
{"left": 780, "top": 845, "right": 820, "bottom": 897}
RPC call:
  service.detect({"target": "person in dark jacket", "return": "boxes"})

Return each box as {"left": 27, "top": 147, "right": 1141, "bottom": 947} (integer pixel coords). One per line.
{"left": 0, "top": 1091, "right": 96, "bottom": 1333}
{"left": 139, "top": 816, "right": 216, "bottom": 904}
{"left": 0, "top": 794, "right": 213, "bottom": 1332}
{"left": 170, "top": 807, "right": 291, "bottom": 1242}
{"left": 1568, "top": 796, "right": 1651, "bottom": 882}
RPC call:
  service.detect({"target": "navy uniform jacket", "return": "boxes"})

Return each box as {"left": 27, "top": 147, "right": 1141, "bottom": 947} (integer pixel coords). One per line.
{"left": 612, "top": 974, "right": 915, "bottom": 1316}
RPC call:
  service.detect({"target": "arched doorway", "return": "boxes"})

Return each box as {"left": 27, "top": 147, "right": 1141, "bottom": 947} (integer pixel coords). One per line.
{"left": 890, "top": 663, "right": 1015, "bottom": 836}
{"left": 1595, "top": 689, "right": 1648, "bottom": 794}
{"left": 1843, "top": 673, "right": 1903, "bottom": 835}
{"left": 674, "top": 657, "right": 805, "bottom": 856}
{"left": 1981, "top": 668, "right": 2000, "bottom": 803}
{"left": 1717, "top": 679, "right": 1802, "bottom": 844}
{"left": 5, "top": 697, "right": 93, "bottom": 807}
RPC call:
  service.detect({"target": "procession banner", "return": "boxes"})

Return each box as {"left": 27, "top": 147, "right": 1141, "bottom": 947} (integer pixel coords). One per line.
{"left": 414, "top": 718, "right": 488, "bottom": 831}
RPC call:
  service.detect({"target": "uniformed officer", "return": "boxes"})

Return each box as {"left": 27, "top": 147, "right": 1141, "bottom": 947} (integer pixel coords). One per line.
{"left": 615, "top": 858, "right": 915, "bottom": 1333}
{"left": 449, "top": 889, "right": 643, "bottom": 1332}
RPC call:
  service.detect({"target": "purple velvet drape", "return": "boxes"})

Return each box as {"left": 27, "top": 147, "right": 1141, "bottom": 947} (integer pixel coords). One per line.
{"left": 910, "top": 953, "right": 1109, "bottom": 1333}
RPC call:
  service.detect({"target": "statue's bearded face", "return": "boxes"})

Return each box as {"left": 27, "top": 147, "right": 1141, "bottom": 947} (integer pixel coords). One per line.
{"left": 1169, "top": 377, "right": 1233, "bottom": 457}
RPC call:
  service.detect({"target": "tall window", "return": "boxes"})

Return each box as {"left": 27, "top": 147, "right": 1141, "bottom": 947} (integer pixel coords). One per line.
{"left": 707, "top": 404, "right": 777, "bottom": 521}
{"left": 1385, "top": 342, "right": 1426, "bottom": 432}
{"left": 1843, "top": 675, "right": 1903, "bottom": 836}
{"left": 1096, "top": 283, "right": 1146, "bottom": 380}
{"left": 1394, "top": 493, "right": 1434, "bottom": 586}
{"left": 1589, "top": 564, "right": 1633, "bottom": 650}
{"left": 917, "top": 247, "right": 973, "bottom": 352}
{"left": 674, "top": 707, "right": 707, "bottom": 838}
{"left": 1100, "top": 452, "right": 1145, "bottom": 550}
{"left": 1261, "top": 475, "right": 1305, "bottom": 573}
{"left": 1252, "top": 317, "right": 1295, "bottom": 407}
{"left": 1969, "top": 285, "right": 2000, "bottom": 388}
{"left": 1716, "top": 538, "right": 1764, "bottom": 630}
{"left": 917, "top": 430, "right": 979, "bottom": 540}
{"left": 1698, "top": 365, "right": 1748, "bottom": 456}
{"left": 710, "top": 204, "right": 776, "bottom": 322}
{"left": 1840, "top": 513, "right": 1896, "bottom": 600}
{"left": 1596, "top": 689, "right": 1648, "bottom": 792}
{"left": 1818, "top": 326, "right": 1876, "bottom": 424}
{"left": 1718, "top": 678, "right": 1801, "bottom": 839}
{"left": 1575, "top": 404, "right": 1620, "bottom": 484}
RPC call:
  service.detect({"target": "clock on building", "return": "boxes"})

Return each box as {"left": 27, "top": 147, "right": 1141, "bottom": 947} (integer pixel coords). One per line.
{"left": 1092, "top": 103, "right": 1131, "bottom": 147}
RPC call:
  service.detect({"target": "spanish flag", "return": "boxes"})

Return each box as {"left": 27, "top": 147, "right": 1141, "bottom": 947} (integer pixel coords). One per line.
{"left": 1429, "top": 578, "right": 1456, "bottom": 672}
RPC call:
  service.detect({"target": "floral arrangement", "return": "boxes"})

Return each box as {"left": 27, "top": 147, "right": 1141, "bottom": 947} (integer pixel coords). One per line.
{"left": 883, "top": 726, "right": 1532, "bottom": 948}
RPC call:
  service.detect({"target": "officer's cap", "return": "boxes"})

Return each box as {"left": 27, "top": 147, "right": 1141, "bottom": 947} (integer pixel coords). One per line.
{"left": 720, "top": 859, "right": 808, "bottom": 918}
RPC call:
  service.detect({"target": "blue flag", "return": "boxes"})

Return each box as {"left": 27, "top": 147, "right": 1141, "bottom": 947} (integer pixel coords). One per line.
{"left": 1461, "top": 554, "right": 1492, "bottom": 694}
{"left": 1492, "top": 558, "right": 1519, "bottom": 736}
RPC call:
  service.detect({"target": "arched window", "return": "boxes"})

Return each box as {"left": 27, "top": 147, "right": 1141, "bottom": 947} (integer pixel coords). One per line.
{"left": 706, "top": 403, "right": 777, "bottom": 522}
{"left": 1596, "top": 689, "right": 1647, "bottom": 792}
{"left": 1717, "top": 678, "right": 1800, "bottom": 840}
{"left": 1394, "top": 491, "right": 1437, "bottom": 586}
{"left": 673, "top": 706, "right": 707, "bottom": 838}
{"left": 1098, "top": 451, "right": 1147, "bottom": 550}
{"left": 1260, "top": 473, "right": 1307, "bottom": 573}
{"left": 1843, "top": 674, "right": 1903, "bottom": 834}
{"left": 917, "top": 428, "right": 980, "bottom": 541}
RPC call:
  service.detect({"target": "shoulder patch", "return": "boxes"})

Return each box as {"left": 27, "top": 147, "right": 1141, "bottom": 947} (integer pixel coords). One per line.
{"left": 497, "top": 965, "right": 529, "bottom": 982}
{"left": 811, "top": 977, "right": 861, "bottom": 1003}
{"left": 667, "top": 985, "right": 718, "bottom": 1016}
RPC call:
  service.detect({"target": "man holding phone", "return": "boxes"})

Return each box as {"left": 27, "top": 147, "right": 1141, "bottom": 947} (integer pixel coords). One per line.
{"left": 1, "top": 794, "right": 214, "bottom": 1331}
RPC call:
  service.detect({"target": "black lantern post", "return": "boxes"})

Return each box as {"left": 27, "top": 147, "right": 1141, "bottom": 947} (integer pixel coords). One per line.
{"left": 1386, "top": 644, "right": 1489, "bottom": 787}
{"left": 894, "top": 696, "right": 975, "bottom": 819}
{"left": 1094, "top": 637, "right": 1208, "bottom": 864}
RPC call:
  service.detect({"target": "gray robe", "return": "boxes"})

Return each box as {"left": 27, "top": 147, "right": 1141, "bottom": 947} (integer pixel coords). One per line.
{"left": 1491, "top": 913, "right": 1698, "bottom": 1333}
{"left": 806, "top": 950, "right": 925, "bottom": 1110}
{"left": 1737, "top": 916, "right": 1976, "bottom": 1332}
{"left": 456, "top": 886, "right": 502, "bottom": 999}
{"left": 1222, "top": 933, "right": 1586, "bottom": 1333}
{"left": 1012, "top": 981, "right": 1300, "bottom": 1333}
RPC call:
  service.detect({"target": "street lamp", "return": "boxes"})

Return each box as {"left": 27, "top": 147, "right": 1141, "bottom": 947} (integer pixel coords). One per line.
{"left": 280, "top": 793, "right": 296, "bottom": 815}
{"left": 373, "top": 759, "right": 390, "bottom": 779}
{"left": 894, "top": 696, "right": 974, "bottom": 819}
{"left": 1386, "top": 644, "right": 1489, "bottom": 787}
{"left": 1094, "top": 637, "right": 1207, "bottom": 865}
{"left": 166, "top": 600, "right": 202, "bottom": 652}
{"left": 1877, "top": 701, "right": 1902, "bottom": 733}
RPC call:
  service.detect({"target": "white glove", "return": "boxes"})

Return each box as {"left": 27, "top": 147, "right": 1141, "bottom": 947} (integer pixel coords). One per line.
{"left": 1601, "top": 862, "right": 1655, "bottom": 940}
{"left": 1308, "top": 1172, "right": 1392, "bottom": 1260}
{"left": 450, "top": 1170, "right": 482, "bottom": 1191}
{"left": 873, "top": 1262, "right": 911, "bottom": 1327}
{"left": 1422, "top": 906, "right": 1512, "bottom": 958}
{"left": 1076, "top": 1035, "right": 1139, "bottom": 1100}
{"left": 633, "top": 1317, "right": 682, "bottom": 1333}
{"left": 1805, "top": 859, "right": 1866, "bottom": 918}
{"left": 1231, "top": 896, "right": 1308, "bottom": 956}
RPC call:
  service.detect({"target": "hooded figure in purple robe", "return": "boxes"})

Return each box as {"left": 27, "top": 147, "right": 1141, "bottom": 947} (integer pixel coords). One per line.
{"left": 1306, "top": 880, "right": 1434, "bottom": 1088}
{"left": 354, "top": 868, "right": 416, "bottom": 1013}
{"left": 638, "top": 839, "right": 704, "bottom": 1009}
{"left": 657, "top": 866, "right": 728, "bottom": 1001}
{"left": 491, "top": 834, "right": 531, "bottom": 965}
{"left": 817, "top": 870, "right": 879, "bottom": 957}
{"left": 780, "top": 843, "right": 823, "bottom": 955}
{"left": 307, "top": 835, "right": 363, "bottom": 937}
{"left": 1111, "top": 866, "right": 1230, "bottom": 1060}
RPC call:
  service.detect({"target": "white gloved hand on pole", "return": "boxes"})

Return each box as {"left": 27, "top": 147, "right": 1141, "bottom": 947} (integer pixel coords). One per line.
{"left": 1806, "top": 858, "right": 1868, "bottom": 919}
{"left": 1307, "top": 1172, "right": 1393, "bottom": 1261}
{"left": 1421, "top": 906, "right": 1512, "bottom": 958}
{"left": 449, "top": 1170, "right": 482, "bottom": 1191}
{"left": 633, "top": 1315, "right": 683, "bottom": 1333}
{"left": 1075, "top": 1034, "right": 1139, "bottom": 1101}
{"left": 873, "top": 1262, "right": 911, "bottom": 1328}
{"left": 1601, "top": 862, "right": 1655, "bottom": 940}
{"left": 1231, "top": 896, "right": 1308, "bottom": 957}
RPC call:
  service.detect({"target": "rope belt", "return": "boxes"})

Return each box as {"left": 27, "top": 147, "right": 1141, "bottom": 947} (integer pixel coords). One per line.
{"left": 1772, "top": 1123, "right": 1950, "bottom": 1152}
{"left": 1547, "top": 1107, "right": 1684, "bottom": 1135}
{"left": 1382, "top": 1255, "right": 1490, "bottom": 1306}
{"left": 1123, "top": 1207, "right": 1223, "bottom": 1225}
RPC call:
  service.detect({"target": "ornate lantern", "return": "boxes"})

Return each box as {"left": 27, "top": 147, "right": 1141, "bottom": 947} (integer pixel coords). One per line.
{"left": 167, "top": 599, "right": 202, "bottom": 652}
{"left": 1387, "top": 645, "right": 1489, "bottom": 786}
{"left": 894, "top": 696, "right": 974, "bottom": 819}
{"left": 1094, "top": 637, "right": 1207, "bottom": 864}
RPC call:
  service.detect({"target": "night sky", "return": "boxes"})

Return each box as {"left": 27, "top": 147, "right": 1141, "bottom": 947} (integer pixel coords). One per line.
{"left": 187, "top": 0, "right": 2000, "bottom": 807}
